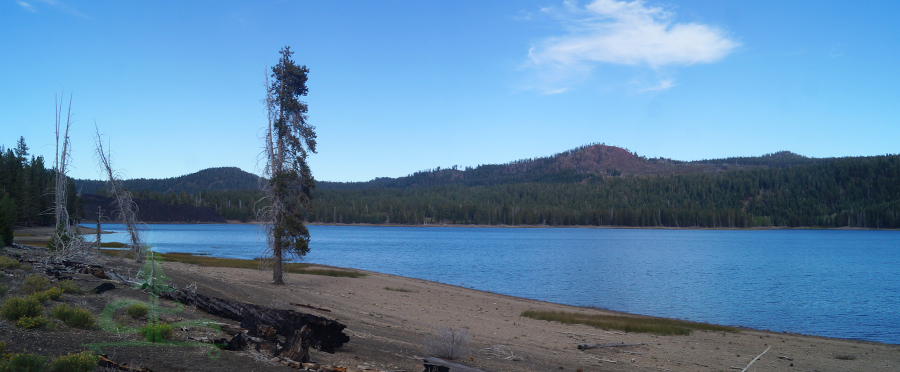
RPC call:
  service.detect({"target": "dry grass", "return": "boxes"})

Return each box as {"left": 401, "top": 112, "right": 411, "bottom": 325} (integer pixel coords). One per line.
{"left": 521, "top": 310, "right": 735, "bottom": 336}
{"left": 101, "top": 249, "right": 365, "bottom": 278}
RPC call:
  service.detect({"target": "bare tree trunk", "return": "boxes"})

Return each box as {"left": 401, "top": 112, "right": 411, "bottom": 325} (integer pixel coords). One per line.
{"left": 94, "top": 124, "right": 143, "bottom": 263}
{"left": 95, "top": 207, "right": 102, "bottom": 252}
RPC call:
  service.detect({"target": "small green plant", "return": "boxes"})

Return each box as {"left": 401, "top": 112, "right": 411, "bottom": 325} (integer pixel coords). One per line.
{"left": 15, "top": 316, "right": 49, "bottom": 329}
{"left": 835, "top": 354, "right": 857, "bottom": 360}
{"left": 44, "top": 287, "right": 63, "bottom": 301}
{"left": 0, "top": 340, "right": 5, "bottom": 354}
{"left": 56, "top": 280, "right": 82, "bottom": 294}
{"left": 0, "top": 352, "right": 46, "bottom": 372}
{"left": 0, "top": 256, "right": 19, "bottom": 269}
{"left": 51, "top": 304, "right": 96, "bottom": 329}
{"left": 139, "top": 323, "right": 173, "bottom": 342}
{"left": 0, "top": 283, "right": 8, "bottom": 296}
{"left": 0, "top": 296, "right": 42, "bottom": 320}
{"left": 50, "top": 351, "right": 97, "bottom": 372}
{"left": 23, "top": 275, "right": 49, "bottom": 294}
{"left": 124, "top": 303, "right": 148, "bottom": 318}
{"left": 27, "top": 291, "right": 50, "bottom": 303}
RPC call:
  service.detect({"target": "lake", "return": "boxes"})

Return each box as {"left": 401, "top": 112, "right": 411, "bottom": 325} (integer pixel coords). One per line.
{"left": 84, "top": 223, "right": 900, "bottom": 345}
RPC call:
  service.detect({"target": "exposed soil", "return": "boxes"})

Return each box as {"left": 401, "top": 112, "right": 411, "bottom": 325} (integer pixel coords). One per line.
{"left": 2, "top": 243, "right": 899, "bottom": 372}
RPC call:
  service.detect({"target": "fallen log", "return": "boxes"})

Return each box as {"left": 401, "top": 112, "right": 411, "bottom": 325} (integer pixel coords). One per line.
{"left": 578, "top": 343, "right": 647, "bottom": 350}
{"left": 158, "top": 288, "right": 349, "bottom": 353}
{"left": 423, "top": 357, "right": 487, "bottom": 372}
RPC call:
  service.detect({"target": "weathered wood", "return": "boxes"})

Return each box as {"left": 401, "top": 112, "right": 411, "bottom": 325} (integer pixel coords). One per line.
{"left": 578, "top": 342, "right": 646, "bottom": 350}
{"left": 98, "top": 355, "right": 152, "bottom": 372}
{"left": 280, "top": 325, "right": 312, "bottom": 363}
{"left": 158, "top": 288, "right": 349, "bottom": 353}
{"left": 423, "top": 357, "right": 487, "bottom": 372}
{"left": 290, "top": 302, "right": 332, "bottom": 312}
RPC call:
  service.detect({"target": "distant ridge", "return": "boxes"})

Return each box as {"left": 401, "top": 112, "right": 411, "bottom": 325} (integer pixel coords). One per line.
{"left": 75, "top": 167, "right": 262, "bottom": 195}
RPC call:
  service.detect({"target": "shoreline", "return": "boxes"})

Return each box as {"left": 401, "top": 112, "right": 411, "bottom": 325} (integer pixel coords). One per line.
{"left": 75, "top": 220, "right": 900, "bottom": 231}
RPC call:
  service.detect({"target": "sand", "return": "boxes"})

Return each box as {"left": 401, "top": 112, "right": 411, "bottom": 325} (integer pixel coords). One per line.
{"left": 152, "top": 260, "right": 900, "bottom": 372}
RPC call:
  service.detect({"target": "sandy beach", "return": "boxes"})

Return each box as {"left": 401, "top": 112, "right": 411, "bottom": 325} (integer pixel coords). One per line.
{"left": 154, "top": 259, "right": 899, "bottom": 371}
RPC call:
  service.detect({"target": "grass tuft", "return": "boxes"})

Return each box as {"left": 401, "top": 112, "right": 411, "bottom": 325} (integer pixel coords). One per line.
{"left": 384, "top": 286, "right": 414, "bottom": 292}
{"left": 51, "top": 304, "right": 96, "bottom": 329}
{"left": 124, "top": 303, "right": 148, "bottom": 318}
{"left": 0, "top": 283, "right": 8, "bottom": 297}
{"left": 23, "top": 275, "right": 49, "bottom": 294}
{"left": 521, "top": 310, "right": 735, "bottom": 336}
{"left": 0, "top": 256, "right": 20, "bottom": 269}
{"left": 1, "top": 296, "right": 42, "bottom": 321}
{"left": 56, "top": 280, "right": 82, "bottom": 294}
{"left": 834, "top": 354, "right": 857, "bottom": 360}
{"left": 139, "top": 323, "right": 173, "bottom": 342}
{"left": 50, "top": 351, "right": 97, "bottom": 372}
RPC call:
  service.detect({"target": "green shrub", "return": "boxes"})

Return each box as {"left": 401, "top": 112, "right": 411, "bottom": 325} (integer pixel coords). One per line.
{"left": 139, "top": 323, "right": 173, "bottom": 342}
{"left": 0, "top": 284, "right": 8, "bottom": 297}
{"left": 0, "top": 352, "right": 46, "bottom": 372}
{"left": 0, "top": 296, "right": 42, "bottom": 321}
{"left": 44, "top": 287, "right": 63, "bottom": 301}
{"left": 0, "top": 340, "right": 5, "bottom": 354}
{"left": 124, "top": 303, "right": 148, "bottom": 318}
{"left": 56, "top": 280, "right": 81, "bottom": 294}
{"left": 51, "top": 304, "right": 96, "bottom": 329}
{"left": 50, "top": 351, "right": 97, "bottom": 372}
{"left": 0, "top": 256, "right": 19, "bottom": 269}
{"left": 23, "top": 275, "right": 48, "bottom": 294}
{"left": 27, "top": 291, "right": 50, "bottom": 303}
{"left": 15, "top": 316, "right": 49, "bottom": 329}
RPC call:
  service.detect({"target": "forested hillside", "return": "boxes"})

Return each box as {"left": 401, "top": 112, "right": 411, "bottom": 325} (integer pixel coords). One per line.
{"left": 0, "top": 137, "right": 83, "bottom": 245}
{"left": 70, "top": 144, "right": 900, "bottom": 228}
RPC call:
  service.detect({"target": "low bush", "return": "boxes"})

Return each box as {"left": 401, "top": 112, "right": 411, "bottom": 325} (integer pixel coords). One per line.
{"left": 15, "top": 316, "right": 49, "bottom": 329}
{"left": 124, "top": 303, "right": 148, "bottom": 318}
{"left": 0, "top": 283, "right": 8, "bottom": 297}
{"left": 0, "top": 256, "right": 19, "bottom": 269}
{"left": 423, "top": 327, "right": 470, "bottom": 360}
{"left": 50, "top": 351, "right": 97, "bottom": 372}
{"left": 139, "top": 323, "right": 173, "bottom": 342}
{"left": 0, "top": 352, "right": 46, "bottom": 372}
{"left": 44, "top": 287, "right": 63, "bottom": 301}
{"left": 27, "top": 291, "right": 50, "bottom": 303}
{"left": 56, "top": 280, "right": 82, "bottom": 294}
{"left": 0, "top": 340, "right": 5, "bottom": 354}
{"left": 23, "top": 275, "right": 48, "bottom": 294}
{"left": 51, "top": 304, "right": 96, "bottom": 329}
{"left": 0, "top": 296, "right": 42, "bottom": 321}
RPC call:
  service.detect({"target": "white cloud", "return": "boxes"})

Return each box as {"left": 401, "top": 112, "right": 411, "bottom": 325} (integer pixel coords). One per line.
{"left": 527, "top": 0, "right": 739, "bottom": 92}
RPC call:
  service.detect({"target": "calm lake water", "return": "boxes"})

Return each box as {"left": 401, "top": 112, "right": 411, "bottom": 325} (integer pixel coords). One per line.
{"left": 85, "top": 223, "right": 900, "bottom": 345}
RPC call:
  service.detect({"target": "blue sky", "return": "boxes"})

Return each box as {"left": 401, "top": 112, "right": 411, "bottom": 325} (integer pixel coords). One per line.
{"left": 2, "top": 0, "right": 899, "bottom": 182}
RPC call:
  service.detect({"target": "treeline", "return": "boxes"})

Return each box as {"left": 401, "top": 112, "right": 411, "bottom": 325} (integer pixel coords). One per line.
{"left": 70, "top": 148, "right": 900, "bottom": 229}
{"left": 77, "top": 166, "right": 261, "bottom": 195}
{"left": 308, "top": 155, "right": 900, "bottom": 228}
{"left": 0, "top": 137, "right": 83, "bottom": 244}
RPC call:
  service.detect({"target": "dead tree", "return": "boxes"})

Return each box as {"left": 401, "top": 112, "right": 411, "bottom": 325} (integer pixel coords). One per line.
{"left": 94, "top": 124, "right": 143, "bottom": 262}
{"left": 48, "top": 92, "right": 89, "bottom": 259}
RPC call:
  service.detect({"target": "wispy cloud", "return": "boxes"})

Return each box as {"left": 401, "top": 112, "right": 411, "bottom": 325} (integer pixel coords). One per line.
{"left": 526, "top": 0, "right": 739, "bottom": 93}
{"left": 16, "top": 0, "right": 36, "bottom": 12}
{"left": 638, "top": 79, "right": 675, "bottom": 92}
{"left": 15, "top": 0, "right": 89, "bottom": 18}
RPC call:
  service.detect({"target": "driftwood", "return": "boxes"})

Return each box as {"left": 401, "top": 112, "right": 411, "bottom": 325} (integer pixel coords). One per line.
{"left": 290, "top": 302, "right": 332, "bottom": 312}
{"left": 158, "top": 288, "right": 349, "bottom": 354}
{"left": 98, "top": 355, "right": 152, "bottom": 372}
{"left": 423, "top": 357, "right": 487, "bottom": 372}
{"left": 578, "top": 342, "right": 646, "bottom": 350}
{"left": 741, "top": 346, "right": 770, "bottom": 372}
